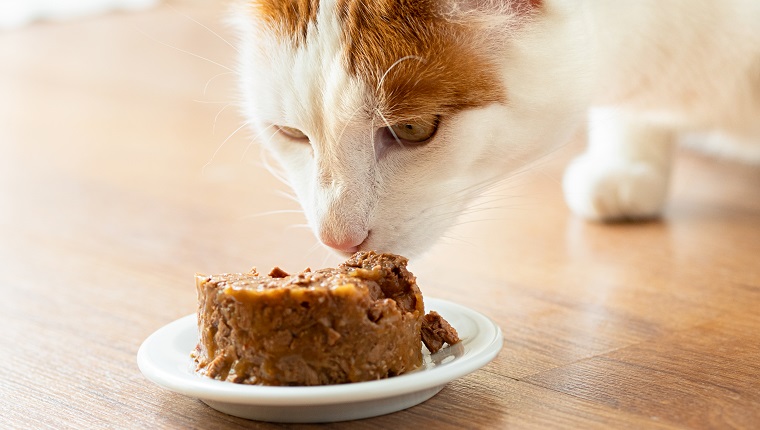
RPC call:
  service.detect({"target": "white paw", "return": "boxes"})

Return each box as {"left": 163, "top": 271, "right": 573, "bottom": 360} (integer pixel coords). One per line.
{"left": 562, "top": 154, "right": 670, "bottom": 221}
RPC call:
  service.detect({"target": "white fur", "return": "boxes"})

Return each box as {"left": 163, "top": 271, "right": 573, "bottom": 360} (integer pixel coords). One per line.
{"left": 232, "top": 0, "right": 760, "bottom": 255}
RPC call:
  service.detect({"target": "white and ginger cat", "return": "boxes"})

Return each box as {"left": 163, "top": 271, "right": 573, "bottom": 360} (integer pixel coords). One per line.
{"left": 230, "top": 0, "right": 760, "bottom": 256}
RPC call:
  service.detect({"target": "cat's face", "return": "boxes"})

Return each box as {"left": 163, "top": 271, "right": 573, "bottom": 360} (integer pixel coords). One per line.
{"left": 232, "top": 0, "right": 591, "bottom": 257}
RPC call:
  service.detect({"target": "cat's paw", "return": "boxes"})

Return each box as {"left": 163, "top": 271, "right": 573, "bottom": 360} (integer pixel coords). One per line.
{"left": 562, "top": 154, "right": 669, "bottom": 221}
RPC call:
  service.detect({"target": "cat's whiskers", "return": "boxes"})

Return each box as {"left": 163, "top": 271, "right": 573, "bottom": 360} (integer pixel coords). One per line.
{"left": 241, "top": 123, "right": 277, "bottom": 160}
{"left": 422, "top": 175, "right": 504, "bottom": 213}
{"left": 212, "top": 104, "right": 234, "bottom": 135}
{"left": 421, "top": 205, "right": 475, "bottom": 228}
{"left": 273, "top": 189, "right": 300, "bottom": 204}
{"left": 303, "top": 239, "right": 322, "bottom": 256}
{"left": 429, "top": 147, "right": 558, "bottom": 212}
{"left": 189, "top": 100, "right": 236, "bottom": 135}
{"left": 240, "top": 136, "right": 259, "bottom": 162}
{"left": 239, "top": 209, "right": 304, "bottom": 220}
{"left": 504, "top": 147, "right": 565, "bottom": 185}
{"left": 201, "top": 121, "right": 249, "bottom": 174}
{"left": 202, "top": 71, "right": 235, "bottom": 96}
{"left": 167, "top": 4, "right": 240, "bottom": 54}
{"left": 285, "top": 223, "right": 311, "bottom": 231}
{"left": 137, "top": 6, "right": 240, "bottom": 142}
{"left": 302, "top": 239, "right": 335, "bottom": 267}
{"left": 419, "top": 176, "right": 524, "bottom": 229}
{"left": 256, "top": 144, "right": 293, "bottom": 189}
{"left": 137, "top": 8, "right": 244, "bottom": 177}
{"left": 439, "top": 233, "right": 477, "bottom": 248}
{"left": 461, "top": 202, "right": 510, "bottom": 215}
{"left": 137, "top": 27, "right": 234, "bottom": 72}
{"left": 428, "top": 204, "right": 500, "bottom": 226}
{"left": 190, "top": 99, "right": 232, "bottom": 104}
{"left": 320, "top": 249, "right": 337, "bottom": 269}
{"left": 449, "top": 216, "right": 515, "bottom": 228}
{"left": 426, "top": 167, "right": 559, "bottom": 230}
{"left": 376, "top": 55, "right": 426, "bottom": 95}
{"left": 375, "top": 108, "right": 405, "bottom": 148}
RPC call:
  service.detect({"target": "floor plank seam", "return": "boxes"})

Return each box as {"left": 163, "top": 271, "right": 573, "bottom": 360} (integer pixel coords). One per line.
{"left": 480, "top": 368, "right": 521, "bottom": 383}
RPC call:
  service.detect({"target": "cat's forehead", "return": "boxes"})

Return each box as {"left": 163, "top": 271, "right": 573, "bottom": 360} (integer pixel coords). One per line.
{"left": 249, "top": 0, "right": 320, "bottom": 45}
{"left": 249, "top": 0, "right": 506, "bottom": 122}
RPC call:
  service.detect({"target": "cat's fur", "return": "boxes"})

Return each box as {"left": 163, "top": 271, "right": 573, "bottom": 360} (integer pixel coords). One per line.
{"left": 230, "top": 0, "right": 760, "bottom": 256}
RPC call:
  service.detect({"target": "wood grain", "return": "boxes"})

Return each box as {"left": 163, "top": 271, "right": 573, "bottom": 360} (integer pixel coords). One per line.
{"left": 1, "top": 2, "right": 759, "bottom": 429}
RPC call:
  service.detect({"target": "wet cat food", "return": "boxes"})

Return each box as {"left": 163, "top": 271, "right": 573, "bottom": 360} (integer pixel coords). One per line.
{"left": 192, "top": 251, "right": 459, "bottom": 386}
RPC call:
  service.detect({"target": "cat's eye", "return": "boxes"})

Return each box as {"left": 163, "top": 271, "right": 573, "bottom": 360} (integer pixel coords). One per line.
{"left": 388, "top": 116, "right": 439, "bottom": 144}
{"left": 278, "top": 125, "right": 308, "bottom": 140}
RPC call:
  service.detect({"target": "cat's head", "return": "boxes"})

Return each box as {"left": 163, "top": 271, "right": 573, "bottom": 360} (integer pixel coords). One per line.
{"left": 231, "top": 0, "right": 591, "bottom": 257}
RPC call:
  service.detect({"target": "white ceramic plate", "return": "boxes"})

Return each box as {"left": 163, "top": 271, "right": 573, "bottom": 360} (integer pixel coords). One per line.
{"left": 137, "top": 298, "right": 503, "bottom": 423}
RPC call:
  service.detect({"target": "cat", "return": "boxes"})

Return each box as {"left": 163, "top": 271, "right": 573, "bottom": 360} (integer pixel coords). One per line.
{"left": 229, "top": 0, "right": 760, "bottom": 257}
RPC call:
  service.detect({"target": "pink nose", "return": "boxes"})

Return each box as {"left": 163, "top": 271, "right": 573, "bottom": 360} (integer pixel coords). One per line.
{"left": 320, "top": 231, "right": 368, "bottom": 253}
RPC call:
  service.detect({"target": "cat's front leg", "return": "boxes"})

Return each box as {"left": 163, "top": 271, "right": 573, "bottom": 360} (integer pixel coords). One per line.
{"left": 562, "top": 107, "right": 676, "bottom": 221}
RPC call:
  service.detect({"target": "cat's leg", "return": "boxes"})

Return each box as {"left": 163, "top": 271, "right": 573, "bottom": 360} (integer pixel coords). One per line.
{"left": 562, "top": 107, "right": 676, "bottom": 221}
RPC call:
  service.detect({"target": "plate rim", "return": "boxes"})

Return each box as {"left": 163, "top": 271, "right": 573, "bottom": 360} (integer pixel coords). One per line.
{"left": 137, "top": 297, "right": 503, "bottom": 406}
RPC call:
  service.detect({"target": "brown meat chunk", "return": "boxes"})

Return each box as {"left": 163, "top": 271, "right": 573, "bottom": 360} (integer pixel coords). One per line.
{"left": 421, "top": 311, "right": 461, "bottom": 353}
{"left": 267, "top": 266, "right": 289, "bottom": 278}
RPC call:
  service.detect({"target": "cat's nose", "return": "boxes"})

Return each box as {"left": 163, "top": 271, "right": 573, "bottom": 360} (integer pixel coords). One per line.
{"left": 320, "top": 231, "right": 368, "bottom": 254}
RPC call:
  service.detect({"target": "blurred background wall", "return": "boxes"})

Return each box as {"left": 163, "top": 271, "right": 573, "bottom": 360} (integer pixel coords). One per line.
{"left": 0, "top": 0, "right": 161, "bottom": 29}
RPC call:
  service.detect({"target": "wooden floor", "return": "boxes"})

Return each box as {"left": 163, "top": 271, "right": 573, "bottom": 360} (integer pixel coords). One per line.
{"left": 1, "top": 3, "right": 759, "bottom": 429}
